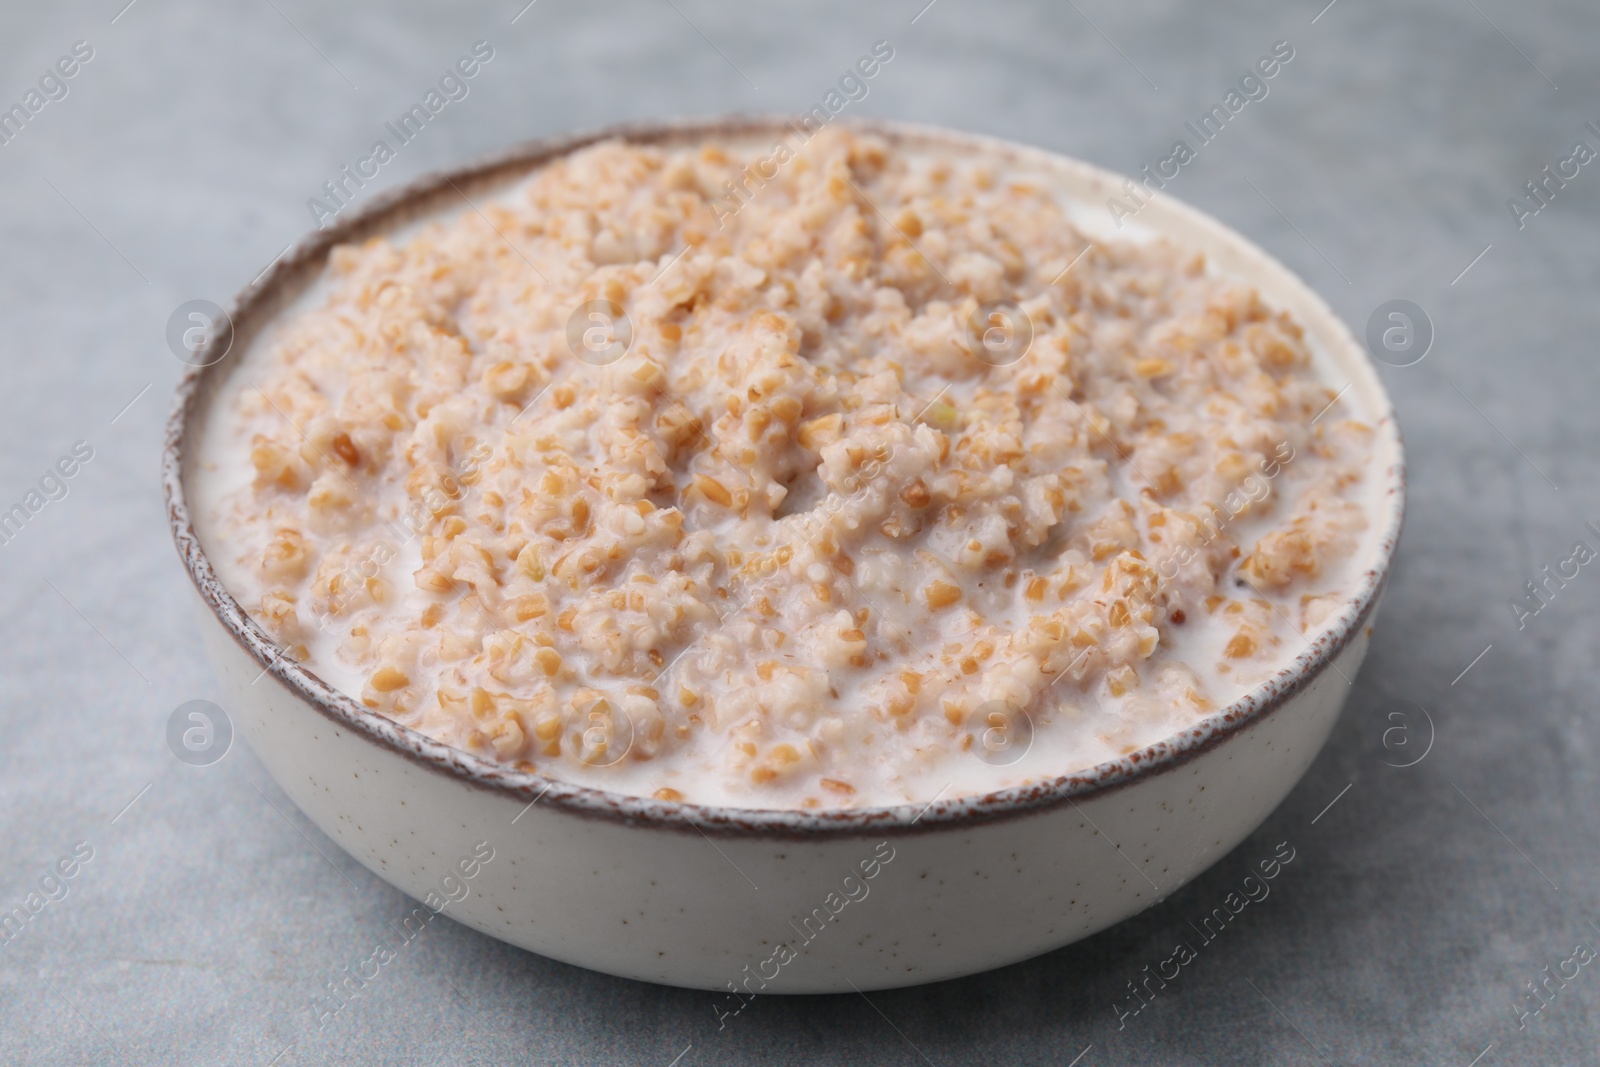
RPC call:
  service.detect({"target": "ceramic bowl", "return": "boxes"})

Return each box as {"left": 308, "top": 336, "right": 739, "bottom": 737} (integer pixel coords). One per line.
{"left": 165, "top": 117, "right": 1404, "bottom": 993}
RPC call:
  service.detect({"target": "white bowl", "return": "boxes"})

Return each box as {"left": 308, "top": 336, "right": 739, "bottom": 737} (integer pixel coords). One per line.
{"left": 165, "top": 117, "right": 1404, "bottom": 993}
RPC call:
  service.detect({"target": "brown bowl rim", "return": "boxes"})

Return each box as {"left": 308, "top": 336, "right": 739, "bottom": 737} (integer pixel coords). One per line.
{"left": 163, "top": 115, "right": 1406, "bottom": 837}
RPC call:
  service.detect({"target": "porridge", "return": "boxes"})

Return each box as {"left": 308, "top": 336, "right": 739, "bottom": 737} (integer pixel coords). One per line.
{"left": 193, "top": 128, "right": 1379, "bottom": 808}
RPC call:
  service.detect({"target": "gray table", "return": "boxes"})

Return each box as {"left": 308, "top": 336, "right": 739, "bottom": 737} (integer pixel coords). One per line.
{"left": 2, "top": 1, "right": 1594, "bottom": 1063}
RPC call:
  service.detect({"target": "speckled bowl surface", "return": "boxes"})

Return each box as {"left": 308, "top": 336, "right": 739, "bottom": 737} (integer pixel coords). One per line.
{"left": 165, "top": 116, "right": 1404, "bottom": 992}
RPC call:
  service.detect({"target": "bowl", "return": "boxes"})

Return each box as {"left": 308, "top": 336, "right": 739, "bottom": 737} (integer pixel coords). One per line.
{"left": 164, "top": 116, "right": 1405, "bottom": 993}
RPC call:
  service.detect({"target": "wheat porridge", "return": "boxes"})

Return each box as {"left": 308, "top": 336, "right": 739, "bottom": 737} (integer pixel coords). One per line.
{"left": 192, "top": 128, "right": 1380, "bottom": 808}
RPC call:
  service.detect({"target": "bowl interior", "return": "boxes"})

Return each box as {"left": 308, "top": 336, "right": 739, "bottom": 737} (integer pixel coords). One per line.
{"left": 167, "top": 116, "right": 1405, "bottom": 835}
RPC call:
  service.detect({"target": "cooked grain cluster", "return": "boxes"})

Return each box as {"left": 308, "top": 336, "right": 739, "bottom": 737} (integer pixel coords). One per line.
{"left": 213, "top": 128, "right": 1374, "bottom": 807}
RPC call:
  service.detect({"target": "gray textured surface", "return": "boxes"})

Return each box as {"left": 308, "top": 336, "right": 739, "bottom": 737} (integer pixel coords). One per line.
{"left": 1, "top": 0, "right": 1595, "bottom": 1063}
